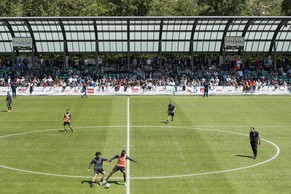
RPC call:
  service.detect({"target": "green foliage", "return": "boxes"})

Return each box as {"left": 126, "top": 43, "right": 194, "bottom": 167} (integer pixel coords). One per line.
{"left": 281, "top": 0, "right": 291, "bottom": 15}
{"left": 170, "top": 0, "right": 200, "bottom": 16}
{"left": 198, "top": 0, "right": 248, "bottom": 16}
{"left": 0, "top": 0, "right": 287, "bottom": 17}
{"left": 249, "top": 0, "right": 284, "bottom": 16}
{"left": 0, "top": 0, "right": 22, "bottom": 16}
{"left": 105, "top": 0, "right": 152, "bottom": 16}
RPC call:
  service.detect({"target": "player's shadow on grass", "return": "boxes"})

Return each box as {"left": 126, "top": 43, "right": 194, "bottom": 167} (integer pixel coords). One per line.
{"left": 81, "top": 180, "right": 91, "bottom": 186}
{"left": 235, "top": 154, "right": 253, "bottom": 158}
{"left": 107, "top": 180, "right": 124, "bottom": 185}
{"left": 57, "top": 130, "right": 67, "bottom": 133}
{"left": 81, "top": 180, "right": 123, "bottom": 187}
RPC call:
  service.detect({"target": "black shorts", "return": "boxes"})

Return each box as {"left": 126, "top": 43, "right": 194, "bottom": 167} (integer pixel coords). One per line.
{"left": 94, "top": 168, "right": 104, "bottom": 174}
{"left": 168, "top": 112, "right": 174, "bottom": 116}
{"left": 63, "top": 122, "right": 71, "bottom": 126}
{"left": 113, "top": 165, "right": 125, "bottom": 173}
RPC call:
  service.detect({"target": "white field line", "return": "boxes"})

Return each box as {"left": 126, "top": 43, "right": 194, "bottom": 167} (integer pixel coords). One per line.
{"left": 0, "top": 125, "right": 280, "bottom": 180}
{"left": 127, "top": 97, "right": 131, "bottom": 194}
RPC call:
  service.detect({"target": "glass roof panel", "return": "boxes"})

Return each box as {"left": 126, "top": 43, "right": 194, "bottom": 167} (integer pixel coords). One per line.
{"left": 0, "top": 17, "right": 289, "bottom": 54}
{"left": 0, "top": 32, "right": 11, "bottom": 40}
{"left": 0, "top": 43, "right": 7, "bottom": 52}
{"left": 14, "top": 32, "right": 31, "bottom": 37}
{"left": 194, "top": 42, "right": 204, "bottom": 52}
{"left": 0, "top": 23, "right": 8, "bottom": 32}
{"left": 276, "top": 41, "right": 284, "bottom": 52}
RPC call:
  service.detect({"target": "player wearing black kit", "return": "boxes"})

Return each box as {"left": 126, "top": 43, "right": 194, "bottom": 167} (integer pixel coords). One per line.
{"left": 166, "top": 101, "right": 176, "bottom": 124}
{"left": 203, "top": 81, "right": 209, "bottom": 97}
{"left": 249, "top": 127, "right": 261, "bottom": 159}
{"left": 6, "top": 91, "right": 12, "bottom": 112}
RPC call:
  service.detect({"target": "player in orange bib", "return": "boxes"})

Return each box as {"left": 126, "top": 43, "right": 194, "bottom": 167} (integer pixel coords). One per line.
{"left": 103, "top": 150, "right": 137, "bottom": 186}
{"left": 63, "top": 109, "right": 74, "bottom": 132}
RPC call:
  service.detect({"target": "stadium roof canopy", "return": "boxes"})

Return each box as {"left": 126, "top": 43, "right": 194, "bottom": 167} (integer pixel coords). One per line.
{"left": 0, "top": 16, "right": 290, "bottom": 56}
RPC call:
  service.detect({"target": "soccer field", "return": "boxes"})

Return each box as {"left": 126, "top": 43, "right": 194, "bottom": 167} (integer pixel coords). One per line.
{"left": 0, "top": 95, "right": 290, "bottom": 194}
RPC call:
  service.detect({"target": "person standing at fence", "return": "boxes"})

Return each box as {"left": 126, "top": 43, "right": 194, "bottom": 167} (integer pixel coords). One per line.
{"left": 29, "top": 82, "right": 34, "bottom": 95}
{"left": 203, "top": 81, "right": 209, "bottom": 97}
{"left": 81, "top": 81, "right": 88, "bottom": 98}
{"left": 6, "top": 91, "right": 12, "bottom": 112}
{"left": 11, "top": 80, "right": 17, "bottom": 98}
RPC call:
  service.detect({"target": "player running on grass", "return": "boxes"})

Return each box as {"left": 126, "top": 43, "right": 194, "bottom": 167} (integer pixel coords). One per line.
{"left": 63, "top": 109, "right": 74, "bottom": 132}
{"left": 88, "top": 151, "right": 110, "bottom": 187}
{"left": 103, "top": 150, "right": 137, "bottom": 186}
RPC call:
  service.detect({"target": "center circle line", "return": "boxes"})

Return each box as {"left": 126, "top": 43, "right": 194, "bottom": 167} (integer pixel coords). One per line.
{"left": 0, "top": 125, "right": 280, "bottom": 180}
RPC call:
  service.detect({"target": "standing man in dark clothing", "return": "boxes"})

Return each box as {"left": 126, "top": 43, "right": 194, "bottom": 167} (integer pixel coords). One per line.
{"left": 249, "top": 127, "right": 261, "bottom": 159}
{"left": 87, "top": 151, "right": 110, "bottom": 187}
{"left": 11, "top": 81, "right": 17, "bottom": 98}
{"left": 29, "top": 82, "right": 34, "bottom": 95}
{"left": 203, "top": 81, "right": 209, "bottom": 97}
{"left": 81, "top": 81, "right": 87, "bottom": 98}
{"left": 6, "top": 91, "right": 12, "bottom": 112}
{"left": 166, "top": 101, "right": 176, "bottom": 124}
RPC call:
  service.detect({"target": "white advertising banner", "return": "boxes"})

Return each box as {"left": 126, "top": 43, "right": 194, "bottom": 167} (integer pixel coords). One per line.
{"left": 12, "top": 37, "right": 33, "bottom": 47}
{"left": 225, "top": 36, "right": 245, "bottom": 47}
{"left": 0, "top": 86, "right": 290, "bottom": 96}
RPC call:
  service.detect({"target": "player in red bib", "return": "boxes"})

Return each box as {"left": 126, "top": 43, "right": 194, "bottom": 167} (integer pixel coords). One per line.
{"left": 63, "top": 109, "right": 74, "bottom": 132}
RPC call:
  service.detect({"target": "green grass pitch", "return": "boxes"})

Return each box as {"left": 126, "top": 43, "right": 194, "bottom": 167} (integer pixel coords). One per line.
{"left": 0, "top": 95, "right": 290, "bottom": 194}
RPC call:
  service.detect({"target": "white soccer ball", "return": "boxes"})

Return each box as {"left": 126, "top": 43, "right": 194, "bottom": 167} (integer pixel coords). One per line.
{"left": 105, "top": 183, "right": 110, "bottom": 188}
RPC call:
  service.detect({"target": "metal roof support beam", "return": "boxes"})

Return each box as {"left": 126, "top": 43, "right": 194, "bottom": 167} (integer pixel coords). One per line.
{"left": 242, "top": 19, "right": 254, "bottom": 37}
{"left": 24, "top": 20, "right": 37, "bottom": 68}
{"left": 93, "top": 20, "right": 99, "bottom": 70}
{"left": 59, "top": 20, "right": 68, "bottom": 68}
{"left": 127, "top": 19, "right": 130, "bottom": 71}
{"left": 3, "top": 20, "right": 16, "bottom": 58}
{"left": 189, "top": 20, "right": 198, "bottom": 71}
{"left": 158, "top": 19, "right": 164, "bottom": 69}
{"left": 268, "top": 20, "right": 287, "bottom": 67}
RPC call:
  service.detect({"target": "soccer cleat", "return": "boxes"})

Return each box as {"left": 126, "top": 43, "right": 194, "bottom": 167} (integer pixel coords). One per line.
{"left": 90, "top": 182, "right": 94, "bottom": 187}
{"left": 124, "top": 182, "right": 127, "bottom": 187}
{"left": 171, "top": 121, "right": 173, "bottom": 123}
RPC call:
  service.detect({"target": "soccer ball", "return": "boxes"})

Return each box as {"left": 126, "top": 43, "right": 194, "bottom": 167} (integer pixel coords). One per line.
{"left": 105, "top": 183, "right": 110, "bottom": 188}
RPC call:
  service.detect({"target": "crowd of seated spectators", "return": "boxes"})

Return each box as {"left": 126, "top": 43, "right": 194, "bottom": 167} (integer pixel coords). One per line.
{"left": 0, "top": 56, "right": 290, "bottom": 92}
